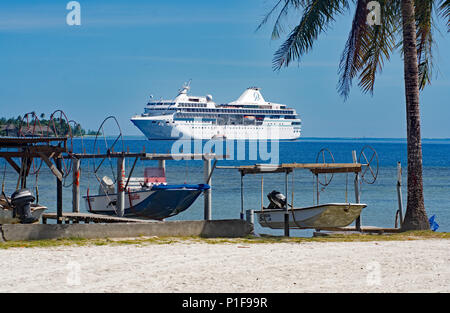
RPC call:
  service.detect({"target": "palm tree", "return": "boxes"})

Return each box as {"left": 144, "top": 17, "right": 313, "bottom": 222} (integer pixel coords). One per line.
{"left": 259, "top": 0, "right": 449, "bottom": 230}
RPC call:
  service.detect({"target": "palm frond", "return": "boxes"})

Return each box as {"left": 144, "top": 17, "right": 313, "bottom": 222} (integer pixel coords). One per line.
{"left": 337, "top": 0, "right": 369, "bottom": 99}
{"left": 415, "top": 0, "right": 434, "bottom": 89}
{"left": 271, "top": 0, "right": 303, "bottom": 39}
{"left": 438, "top": 0, "right": 449, "bottom": 31}
{"left": 272, "top": 0, "right": 349, "bottom": 70}
{"left": 357, "top": 0, "right": 400, "bottom": 94}
{"left": 256, "top": 0, "right": 285, "bottom": 32}
{"left": 256, "top": 0, "right": 303, "bottom": 38}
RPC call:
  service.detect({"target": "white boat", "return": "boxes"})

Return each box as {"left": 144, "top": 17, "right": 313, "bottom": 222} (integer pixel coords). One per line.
{"left": 131, "top": 82, "right": 302, "bottom": 140}
{"left": 255, "top": 203, "right": 367, "bottom": 229}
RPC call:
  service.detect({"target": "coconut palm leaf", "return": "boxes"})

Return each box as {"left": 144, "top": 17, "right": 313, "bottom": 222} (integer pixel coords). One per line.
{"left": 337, "top": 0, "right": 370, "bottom": 99}
{"left": 438, "top": 0, "right": 449, "bottom": 31}
{"left": 272, "top": 0, "right": 350, "bottom": 70}
{"left": 415, "top": 0, "right": 434, "bottom": 89}
{"left": 357, "top": 0, "right": 400, "bottom": 93}
{"left": 256, "top": 0, "right": 304, "bottom": 38}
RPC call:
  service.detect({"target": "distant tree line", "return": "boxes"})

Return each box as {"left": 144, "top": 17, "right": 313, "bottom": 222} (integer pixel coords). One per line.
{"left": 0, "top": 114, "right": 99, "bottom": 137}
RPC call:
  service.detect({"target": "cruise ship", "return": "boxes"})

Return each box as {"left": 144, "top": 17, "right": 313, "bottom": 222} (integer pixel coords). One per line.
{"left": 131, "top": 82, "right": 301, "bottom": 140}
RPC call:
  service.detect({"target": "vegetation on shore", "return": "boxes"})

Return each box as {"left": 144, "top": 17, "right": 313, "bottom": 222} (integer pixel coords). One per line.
{"left": 0, "top": 231, "right": 449, "bottom": 249}
{"left": 0, "top": 115, "right": 98, "bottom": 137}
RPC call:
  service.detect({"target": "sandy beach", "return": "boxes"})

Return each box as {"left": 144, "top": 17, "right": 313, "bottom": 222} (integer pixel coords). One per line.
{"left": 0, "top": 239, "right": 449, "bottom": 293}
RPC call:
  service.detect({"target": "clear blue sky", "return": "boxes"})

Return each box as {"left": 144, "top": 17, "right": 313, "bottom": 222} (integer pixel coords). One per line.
{"left": 1, "top": 0, "right": 449, "bottom": 138}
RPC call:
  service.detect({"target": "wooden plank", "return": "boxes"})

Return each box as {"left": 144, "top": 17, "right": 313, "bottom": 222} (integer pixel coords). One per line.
{"left": 0, "top": 136, "right": 67, "bottom": 147}
{"left": 0, "top": 151, "right": 63, "bottom": 158}
{"left": 282, "top": 163, "right": 362, "bottom": 170}
{"left": 68, "top": 152, "right": 226, "bottom": 160}
{"left": 220, "top": 163, "right": 363, "bottom": 175}
{"left": 310, "top": 167, "right": 361, "bottom": 174}
{"left": 315, "top": 226, "right": 401, "bottom": 233}
{"left": 42, "top": 212, "right": 158, "bottom": 224}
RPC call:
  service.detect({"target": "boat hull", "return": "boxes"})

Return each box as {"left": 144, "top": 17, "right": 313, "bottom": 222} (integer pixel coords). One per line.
{"left": 131, "top": 116, "right": 301, "bottom": 140}
{"left": 84, "top": 185, "right": 208, "bottom": 220}
{"left": 255, "top": 203, "right": 367, "bottom": 229}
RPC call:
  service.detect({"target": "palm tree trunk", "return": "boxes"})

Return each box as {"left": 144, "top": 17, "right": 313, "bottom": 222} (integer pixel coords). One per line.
{"left": 400, "top": 0, "right": 429, "bottom": 230}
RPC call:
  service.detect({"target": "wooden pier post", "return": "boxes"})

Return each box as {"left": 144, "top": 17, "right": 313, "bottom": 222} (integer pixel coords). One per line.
{"left": 261, "top": 176, "right": 264, "bottom": 210}
{"left": 117, "top": 157, "right": 125, "bottom": 217}
{"left": 396, "top": 162, "right": 404, "bottom": 227}
{"left": 72, "top": 158, "right": 80, "bottom": 213}
{"left": 56, "top": 158, "right": 63, "bottom": 224}
{"left": 284, "top": 171, "right": 290, "bottom": 237}
{"left": 352, "top": 151, "right": 361, "bottom": 231}
{"left": 240, "top": 173, "right": 244, "bottom": 220}
{"left": 203, "top": 158, "right": 212, "bottom": 220}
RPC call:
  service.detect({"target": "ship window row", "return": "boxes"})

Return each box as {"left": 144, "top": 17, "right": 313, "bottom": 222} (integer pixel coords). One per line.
{"left": 177, "top": 103, "right": 207, "bottom": 108}
{"left": 180, "top": 108, "right": 294, "bottom": 114}
{"left": 175, "top": 113, "right": 298, "bottom": 120}
{"left": 147, "top": 102, "right": 175, "bottom": 106}
{"left": 145, "top": 108, "right": 176, "bottom": 112}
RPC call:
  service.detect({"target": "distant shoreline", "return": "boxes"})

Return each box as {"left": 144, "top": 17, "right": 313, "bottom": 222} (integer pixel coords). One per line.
{"left": 73, "top": 136, "right": 450, "bottom": 142}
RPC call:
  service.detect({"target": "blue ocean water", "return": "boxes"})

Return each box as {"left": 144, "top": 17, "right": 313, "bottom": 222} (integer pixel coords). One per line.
{"left": 1, "top": 137, "right": 449, "bottom": 235}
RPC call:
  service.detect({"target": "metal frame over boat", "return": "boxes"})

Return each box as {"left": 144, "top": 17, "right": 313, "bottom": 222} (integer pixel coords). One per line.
{"left": 218, "top": 147, "right": 379, "bottom": 235}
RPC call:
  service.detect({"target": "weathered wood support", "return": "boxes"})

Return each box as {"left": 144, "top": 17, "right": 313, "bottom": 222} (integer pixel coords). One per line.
{"left": 117, "top": 157, "right": 125, "bottom": 217}
{"left": 72, "top": 158, "right": 80, "bottom": 213}
{"left": 352, "top": 150, "right": 361, "bottom": 231}
{"left": 56, "top": 158, "right": 63, "bottom": 224}
{"left": 240, "top": 173, "right": 244, "bottom": 220}
{"left": 284, "top": 171, "right": 290, "bottom": 237}
{"left": 203, "top": 158, "right": 212, "bottom": 220}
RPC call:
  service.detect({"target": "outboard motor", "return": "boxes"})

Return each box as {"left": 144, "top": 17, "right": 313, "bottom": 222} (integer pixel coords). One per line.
{"left": 11, "top": 189, "right": 38, "bottom": 224}
{"left": 266, "top": 190, "right": 287, "bottom": 210}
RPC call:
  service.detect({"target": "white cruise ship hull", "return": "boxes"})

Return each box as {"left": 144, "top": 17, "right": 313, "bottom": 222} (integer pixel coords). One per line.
{"left": 131, "top": 116, "right": 301, "bottom": 140}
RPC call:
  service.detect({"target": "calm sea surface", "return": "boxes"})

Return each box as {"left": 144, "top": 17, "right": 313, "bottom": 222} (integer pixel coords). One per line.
{"left": 1, "top": 137, "right": 449, "bottom": 235}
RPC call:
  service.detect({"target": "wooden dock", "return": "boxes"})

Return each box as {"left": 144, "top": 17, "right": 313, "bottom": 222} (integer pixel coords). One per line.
{"left": 314, "top": 226, "right": 401, "bottom": 235}
{"left": 42, "top": 212, "right": 159, "bottom": 224}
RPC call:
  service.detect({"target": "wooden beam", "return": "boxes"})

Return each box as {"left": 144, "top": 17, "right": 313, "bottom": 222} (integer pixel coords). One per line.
{"left": 68, "top": 152, "right": 226, "bottom": 160}
{"left": 310, "top": 166, "right": 361, "bottom": 174}
{"left": 0, "top": 136, "right": 67, "bottom": 147}
{"left": 281, "top": 163, "right": 362, "bottom": 171}
{"left": 5, "top": 157, "right": 20, "bottom": 174}
{"left": 38, "top": 152, "right": 63, "bottom": 181}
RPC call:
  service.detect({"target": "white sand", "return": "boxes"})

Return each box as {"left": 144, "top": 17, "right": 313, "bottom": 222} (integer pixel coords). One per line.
{"left": 0, "top": 239, "right": 449, "bottom": 293}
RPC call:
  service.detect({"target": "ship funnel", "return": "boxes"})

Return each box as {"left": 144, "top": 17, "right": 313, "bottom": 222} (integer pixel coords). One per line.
{"left": 233, "top": 87, "right": 266, "bottom": 105}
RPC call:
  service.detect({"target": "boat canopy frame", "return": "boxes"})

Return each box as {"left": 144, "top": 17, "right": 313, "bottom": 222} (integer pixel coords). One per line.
{"left": 217, "top": 149, "right": 377, "bottom": 235}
